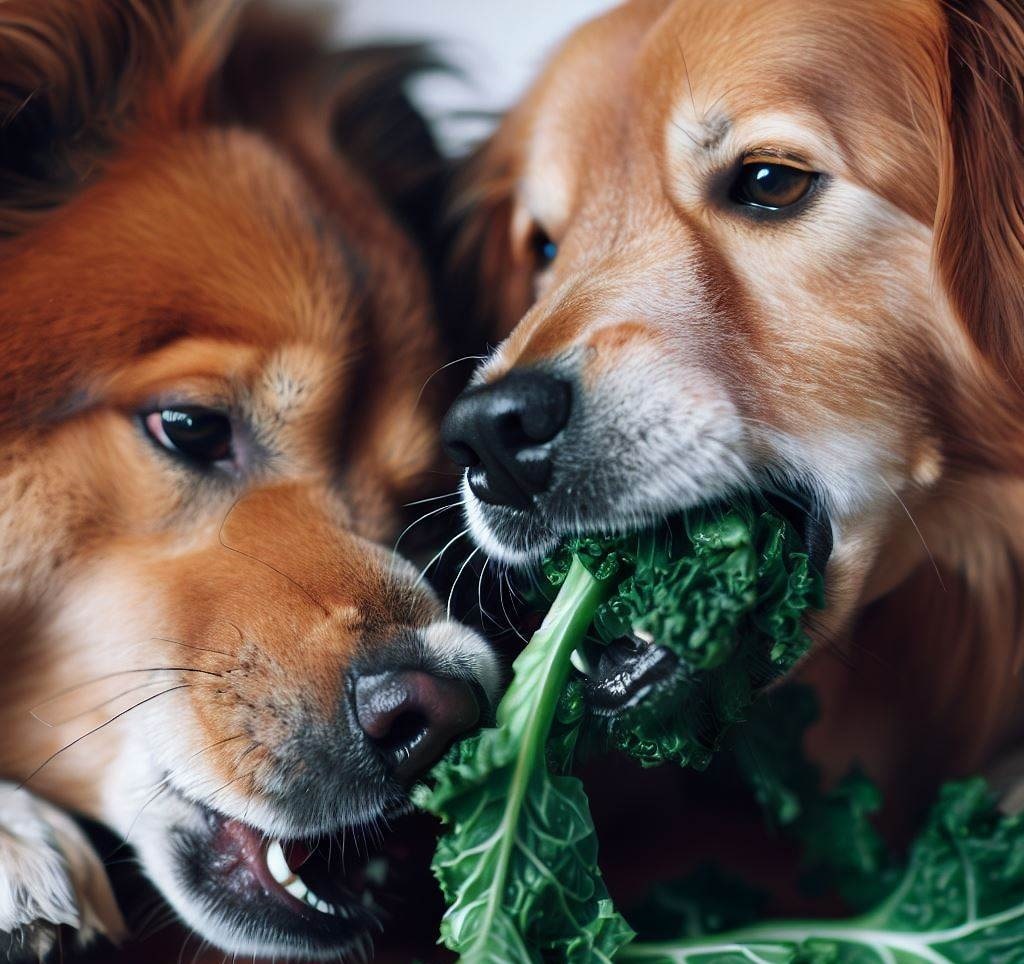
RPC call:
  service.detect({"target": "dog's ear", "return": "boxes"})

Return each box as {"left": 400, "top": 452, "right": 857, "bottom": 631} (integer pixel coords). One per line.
{"left": 0, "top": 0, "right": 236, "bottom": 236}
{"left": 935, "top": 0, "right": 1024, "bottom": 388}
{"left": 217, "top": 4, "right": 445, "bottom": 246}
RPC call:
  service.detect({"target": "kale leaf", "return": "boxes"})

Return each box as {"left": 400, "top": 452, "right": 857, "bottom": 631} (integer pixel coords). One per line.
{"left": 418, "top": 501, "right": 822, "bottom": 961}
{"left": 414, "top": 556, "right": 634, "bottom": 962}
{"left": 547, "top": 504, "right": 823, "bottom": 769}
{"left": 618, "top": 778, "right": 1024, "bottom": 963}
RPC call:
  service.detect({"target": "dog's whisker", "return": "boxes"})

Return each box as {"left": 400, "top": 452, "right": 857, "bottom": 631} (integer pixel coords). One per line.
{"left": 218, "top": 494, "right": 331, "bottom": 617}
{"left": 403, "top": 490, "right": 460, "bottom": 508}
{"left": 33, "top": 678, "right": 188, "bottom": 728}
{"left": 392, "top": 498, "right": 464, "bottom": 555}
{"left": 413, "top": 353, "right": 486, "bottom": 410}
{"left": 30, "top": 666, "right": 223, "bottom": 723}
{"left": 878, "top": 473, "right": 946, "bottom": 591}
{"left": 151, "top": 635, "right": 236, "bottom": 660}
{"left": 415, "top": 526, "right": 470, "bottom": 586}
{"left": 447, "top": 545, "right": 481, "bottom": 619}
{"left": 20, "top": 684, "right": 193, "bottom": 788}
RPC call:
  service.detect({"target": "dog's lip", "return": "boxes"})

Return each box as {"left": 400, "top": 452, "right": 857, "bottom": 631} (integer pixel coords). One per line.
{"left": 174, "top": 788, "right": 396, "bottom": 942}
{"left": 211, "top": 817, "right": 356, "bottom": 920}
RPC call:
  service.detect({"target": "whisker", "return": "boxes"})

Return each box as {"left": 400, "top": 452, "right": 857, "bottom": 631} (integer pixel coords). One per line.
{"left": 30, "top": 666, "right": 222, "bottom": 722}
{"left": 33, "top": 678, "right": 192, "bottom": 728}
{"left": 151, "top": 635, "right": 235, "bottom": 659}
{"left": 414, "top": 354, "right": 486, "bottom": 409}
{"left": 218, "top": 496, "right": 330, "bottom": 616}
{"left": 20, "top": 684, "right": 193, "bottom": 788}
{"left": 878, "top": 473, "right": 945, "bottom": 590}
{"left": 392, "top": 499, "right": 463, "bottom": 555}
{"left": 447, "top": 545, "right": 481, "bottom": 619}
{"left": 415, "top": 527, "right": 470, "bottom": 586}
{"left": 403, "top": 490, "right": 460, "bottom": 508}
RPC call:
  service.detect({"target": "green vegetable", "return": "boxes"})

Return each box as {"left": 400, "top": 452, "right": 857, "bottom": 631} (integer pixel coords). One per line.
{"left": 620, "top": 778, "right": 1024, "bottom": 963}
{"left": 414, "top": 556, "right": 634, "bottom": 962}
{"left": 546, "top": 503, "right": 823, "bottom": 768}
{"left": 418, "top": 501, "right": 822, "bottom": 961}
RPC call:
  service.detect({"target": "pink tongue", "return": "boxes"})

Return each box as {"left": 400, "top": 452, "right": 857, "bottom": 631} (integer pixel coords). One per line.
{"left": 283, "top": 840, "right": 313, "bottom": 871}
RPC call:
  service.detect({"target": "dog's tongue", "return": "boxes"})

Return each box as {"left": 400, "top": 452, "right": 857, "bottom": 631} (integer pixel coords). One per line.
{"left": 283, "top": 839, "right": 313, "bottom": 871}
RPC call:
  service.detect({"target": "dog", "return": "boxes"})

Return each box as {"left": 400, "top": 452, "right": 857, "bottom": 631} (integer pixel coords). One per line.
{"left": 442, "top": 0, "right": 1024, "bottom": 819}
{"left": 0, "top": 1, "right": 499, "bottom": 960}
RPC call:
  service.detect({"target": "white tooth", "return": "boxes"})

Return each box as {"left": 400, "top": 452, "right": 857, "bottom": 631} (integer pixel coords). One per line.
{"left": 285, "top": 876, "right": 308, "bottom": 901}
{"left": 570, "top": 648, "right": 591, "bottom": 676}
{"left": 316, "top": 899, "right": 335, "bottom": 915}
{"left": 266, "top": 840, "right": 295, "bottom": 885}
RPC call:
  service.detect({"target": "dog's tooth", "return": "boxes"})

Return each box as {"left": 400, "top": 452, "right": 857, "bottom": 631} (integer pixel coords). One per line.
{"left": 316, "top": 899, "right": 335, "bottom": 915}
{"left": 569, "top": 648, "right": 592, "bottom": 676}
{"left": 284, "top": 876, "right": 308, "bottom": 901}
{"left": 266, "top": 840, "right": 295, "bottom": 886}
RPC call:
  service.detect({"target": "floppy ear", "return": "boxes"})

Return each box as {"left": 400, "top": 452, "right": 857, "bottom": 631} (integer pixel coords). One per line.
{"left": 935, "top": 0, "right": 1024, "bottom": 387}
{"left": 217, "top": 4, "right": 445, "bottom": 246}
{"left": 0, "top": 0, "right": 237, "bottom": 237}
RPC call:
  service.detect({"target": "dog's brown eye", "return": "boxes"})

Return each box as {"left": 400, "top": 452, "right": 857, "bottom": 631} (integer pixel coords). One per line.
{"left": 144, "top": 407, "right": 233, "bottom": 466}
{"left": 730, "top": 162, "right": 817, "bottom": 211}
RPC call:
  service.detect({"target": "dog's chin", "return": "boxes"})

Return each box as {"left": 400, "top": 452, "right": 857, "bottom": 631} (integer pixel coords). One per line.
{"left": 131, "top": 784, "right": 411, "bottom": 960}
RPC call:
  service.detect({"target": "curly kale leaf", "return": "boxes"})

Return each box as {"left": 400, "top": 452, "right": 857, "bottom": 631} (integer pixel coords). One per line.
{"left": 572, "top": 503, "right": 823, "bottom": 769}
{"left": 415, "top": 557, "right": 634, "bottom": 963}
{"left": 620, "top": 778, "right": 1024, "bottom": 963}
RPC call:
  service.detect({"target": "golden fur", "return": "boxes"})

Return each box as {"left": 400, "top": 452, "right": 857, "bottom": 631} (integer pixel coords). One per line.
{"left": 451, "top": 0, "right": 1024, "bottom": 818}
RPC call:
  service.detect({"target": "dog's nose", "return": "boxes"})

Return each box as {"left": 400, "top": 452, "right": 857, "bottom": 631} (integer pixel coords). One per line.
{"left": 352, "top": 669, "right": 480, "bottom": 783}
{"left": 441, "top": 370, "right": 571, "bottom": 508}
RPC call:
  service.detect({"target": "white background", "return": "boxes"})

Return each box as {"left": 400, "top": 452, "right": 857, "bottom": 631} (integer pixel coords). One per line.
{"left": 335, "top": 1, "right": 615, "bottom": 152}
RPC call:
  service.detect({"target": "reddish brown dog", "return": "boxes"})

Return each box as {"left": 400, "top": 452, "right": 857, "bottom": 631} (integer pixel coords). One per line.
{"left": 0, "top": 2, "right": 496, "bottom": 960}
{"left": 443, "top": 0, "right": 1024, "bottom": 816}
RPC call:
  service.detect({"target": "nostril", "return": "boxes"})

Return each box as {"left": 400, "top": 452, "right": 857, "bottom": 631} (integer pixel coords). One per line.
{"left": 376, "top": 709, "right": 429, "bottom": 758}
{"left": 352, "top": 670, "right": 480, "bottom": 783}
{"left": 444, "top": 438, "right": 480, "bottom": 469}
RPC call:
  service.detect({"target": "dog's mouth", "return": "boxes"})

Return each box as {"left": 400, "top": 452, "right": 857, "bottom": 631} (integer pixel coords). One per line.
{"left": 570, "top": 483, "right": 832, "bottom": 716}
{"left": 172, "top": 793, "right": 423, "bottom": 958}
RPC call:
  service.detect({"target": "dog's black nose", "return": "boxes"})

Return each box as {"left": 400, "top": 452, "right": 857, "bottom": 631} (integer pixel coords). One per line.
{"left": 441, "top": 370, "right": 571, "bottom": 508}
{"left": 352, "top": 669, "right": 480, "bottom": 783}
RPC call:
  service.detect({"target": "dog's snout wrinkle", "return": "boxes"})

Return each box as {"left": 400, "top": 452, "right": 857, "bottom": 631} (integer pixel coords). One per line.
{"left": 442, "top": 370, "right": 571, "bottom": 509}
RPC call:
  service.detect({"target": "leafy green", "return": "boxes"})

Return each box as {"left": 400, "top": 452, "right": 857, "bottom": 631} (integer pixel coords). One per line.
{"left": 419, "top": 501, "right": 822, "bottom": 961}
{"left": 619, "top": 778, "right": 1024, "bottom": 963}
{"left": 414, "top": 557, "right": 634, "bottom": 963}
{"left": 545, "top": 504, "right": 823, "bottom": 769}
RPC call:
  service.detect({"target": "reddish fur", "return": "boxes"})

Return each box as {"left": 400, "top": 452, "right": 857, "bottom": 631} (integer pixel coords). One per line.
{"left": 0, "top": 0, "right": 448, "bottom": 838}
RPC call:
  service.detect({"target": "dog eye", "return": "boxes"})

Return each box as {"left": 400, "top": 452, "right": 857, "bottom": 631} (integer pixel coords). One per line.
{"left": 730, "top": 161, "right": 817, "bottom": 211}
{"left": 530, "top": 227, "right": 558, "bottom": 267}
{"left": 144, "top": 407, "right": 233, "bottom": 466}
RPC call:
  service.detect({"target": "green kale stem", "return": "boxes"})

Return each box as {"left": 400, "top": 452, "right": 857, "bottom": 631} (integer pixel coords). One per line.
{"left": 474, "top": 556, "right": 608, "bottom": 944}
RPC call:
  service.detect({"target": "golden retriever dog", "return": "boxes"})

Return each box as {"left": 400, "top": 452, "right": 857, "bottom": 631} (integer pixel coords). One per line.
{"left": 0, "top": 1, "right": 498, "bottom": 960}
{"left": 442, "top": 0, "right": 1024, "bottom": 821}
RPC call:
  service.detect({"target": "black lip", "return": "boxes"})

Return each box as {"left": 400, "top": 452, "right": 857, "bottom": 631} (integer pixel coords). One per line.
{"left": 763, "top": 482, "right": 833, "bottom": 576}
{"left": 585, "top": 634, "right": 680, "bottom": 714}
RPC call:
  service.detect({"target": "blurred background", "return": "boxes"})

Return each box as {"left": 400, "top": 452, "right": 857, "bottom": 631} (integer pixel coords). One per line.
{"left": 338, "top": 0, "right": 615, "bottom": 152}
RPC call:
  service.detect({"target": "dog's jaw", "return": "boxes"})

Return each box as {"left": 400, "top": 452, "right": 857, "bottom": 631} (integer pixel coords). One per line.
{"left": 98, "top": 617, "right": 499, "bottom": 960}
